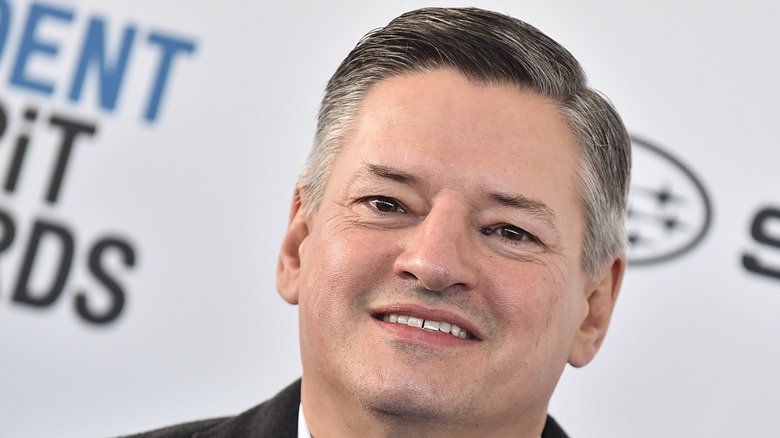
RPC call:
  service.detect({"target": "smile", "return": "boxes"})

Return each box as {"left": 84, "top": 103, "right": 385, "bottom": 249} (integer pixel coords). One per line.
{"left": 381, "top": 314, "right": 473, "bottom": 339}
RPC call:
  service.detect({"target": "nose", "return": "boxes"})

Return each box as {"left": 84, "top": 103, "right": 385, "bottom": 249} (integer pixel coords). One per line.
{"left": 392, "top": 203, "right": 479, "bottom": 292}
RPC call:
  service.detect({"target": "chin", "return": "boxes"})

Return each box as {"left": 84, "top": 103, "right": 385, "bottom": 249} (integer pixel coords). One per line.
{"left": 351, "top": 369, "right": 478, "bottom": 424}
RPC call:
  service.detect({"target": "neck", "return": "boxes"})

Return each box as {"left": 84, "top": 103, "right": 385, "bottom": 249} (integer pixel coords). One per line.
{"left": 300, "top": 376, "right": 548, "bottom": 438}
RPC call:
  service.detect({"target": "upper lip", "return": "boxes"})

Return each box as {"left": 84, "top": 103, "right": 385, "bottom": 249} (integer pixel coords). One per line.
{"left": 371, "top": 303, "right": 483, "bottom": 341}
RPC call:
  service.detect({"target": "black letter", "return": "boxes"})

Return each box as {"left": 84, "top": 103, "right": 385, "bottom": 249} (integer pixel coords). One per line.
{"left": 0, "top": 207, "right": 16, "bottom": 297}
{"left": 4, "top": 108, "right": 37, "bottom": 194}
{"left": 75, "top": 237, "right": 135, "bottom": 324}
{"left": 12, "top": 220, "right": 74, "bottom": 307}
{"left": 743, "top": 207, "right": 780, "bottom": 280}
{"left": 0, "top": 100, "right": 7, "bottom": 139}
{"left": 0, "top": 207, "right": 15, "bottom": 253}
{"left": 46, "top": 114, "right": 97, "bottom": 203}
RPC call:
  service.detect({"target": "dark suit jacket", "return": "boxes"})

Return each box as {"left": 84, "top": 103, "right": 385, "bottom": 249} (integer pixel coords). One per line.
{"left": 122, "top": 379, "right": 569, "bottom": 437}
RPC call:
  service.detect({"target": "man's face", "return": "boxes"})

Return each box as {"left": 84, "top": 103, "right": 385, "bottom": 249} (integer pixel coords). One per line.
{"left": 278, "top": 69, "right": 621, "bottom": 429}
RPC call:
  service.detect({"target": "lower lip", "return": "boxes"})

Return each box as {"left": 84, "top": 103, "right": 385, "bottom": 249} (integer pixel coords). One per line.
{"left": 374, "top": 318, "right": 477, "bottom": 347}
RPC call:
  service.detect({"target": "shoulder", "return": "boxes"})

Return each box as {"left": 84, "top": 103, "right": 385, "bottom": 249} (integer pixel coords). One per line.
{"left": 116, "top": 380, "right": 301, "bottom": 438}
{"left": 542, "top": 414, "right": 570, "bottom": 438}
{"left": 117, "top": 417, "right": 227, "bottom": 438}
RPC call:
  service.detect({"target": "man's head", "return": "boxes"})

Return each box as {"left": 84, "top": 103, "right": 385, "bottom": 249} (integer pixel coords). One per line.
{"left": 297, "top": 7, "right": 630, "bottom": 277}
{"left": 278, "top": 7, "right": 630, "bottom": 437}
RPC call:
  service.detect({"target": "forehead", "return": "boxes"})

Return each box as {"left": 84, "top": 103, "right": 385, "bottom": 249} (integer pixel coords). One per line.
{"left": 341, "top": 70, "right": 580, "bottom": 190}
{"left": 359, "top": 71, "right": 569, "bottom": 141}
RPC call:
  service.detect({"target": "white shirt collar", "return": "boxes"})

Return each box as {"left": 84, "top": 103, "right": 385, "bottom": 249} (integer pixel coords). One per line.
{"left": 298, "top": 402, "right": 311, "bottom": 438}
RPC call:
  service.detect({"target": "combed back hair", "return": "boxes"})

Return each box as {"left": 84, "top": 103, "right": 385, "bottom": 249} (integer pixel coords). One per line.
{"left": 296, "top": 7, "right": 631, "bottom": 277}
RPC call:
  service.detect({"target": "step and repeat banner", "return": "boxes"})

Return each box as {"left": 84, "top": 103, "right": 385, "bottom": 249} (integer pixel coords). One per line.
{"left": 1, "top": 1, "right": 778, "bottom": 437}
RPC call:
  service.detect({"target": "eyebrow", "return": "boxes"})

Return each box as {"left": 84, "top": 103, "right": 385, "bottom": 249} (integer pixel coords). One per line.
{"left": 362, "top": 162, "right": 422, "bottom": 186}
{"left": 489, "top": 192, "right": 556, "bottom": 221}
{"left": 488, "top": 192, "right": 559, "bottom": 232}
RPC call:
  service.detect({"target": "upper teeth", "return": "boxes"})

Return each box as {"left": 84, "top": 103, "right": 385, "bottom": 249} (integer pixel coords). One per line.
{"left": 382, "top": 314, "right": 470, "bottom": 339}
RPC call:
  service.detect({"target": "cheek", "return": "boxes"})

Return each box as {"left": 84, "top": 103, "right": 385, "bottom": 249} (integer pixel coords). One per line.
{"left": 486, "top": 261, "right": 581, "bottom": 354}
{"left": 489, "top": 263, "right": 561, "bottom": 319}
{"left": 296, "top": 225, "right": 358, "bottom": 366}
{"left": 298, "top": 221, "right": 395, "bottom": 320}
{"left": 297, "top": 221, "right": 401, "bottom": 370}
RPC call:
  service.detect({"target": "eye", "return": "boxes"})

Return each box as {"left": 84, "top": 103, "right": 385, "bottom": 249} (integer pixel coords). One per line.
{"left": 366, "top": 196, "right": 406, "bottom": 214}
{"left": 498, "top": 225, "right": 528, "bottom": 241}
{"left": 481, "top": 225, "right": 537, "bottom": 244}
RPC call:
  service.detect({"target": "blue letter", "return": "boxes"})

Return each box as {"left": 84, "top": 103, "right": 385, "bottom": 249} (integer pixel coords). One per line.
{"left": 144, "top": 32, "right": 196, "bottom": 122}
{"left": 0, "top": 0, "right": 10, "bottom": 63}
{"left": 9, "top": 3, "right": 74, "bottom": 95}
{"left": 69, "top": 18, "right": 136, "bottom": 111}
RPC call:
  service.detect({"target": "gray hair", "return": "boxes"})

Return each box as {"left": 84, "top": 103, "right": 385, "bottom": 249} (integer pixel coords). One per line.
{"left": 296, "top": 7, "right": 631, "bottom": 277}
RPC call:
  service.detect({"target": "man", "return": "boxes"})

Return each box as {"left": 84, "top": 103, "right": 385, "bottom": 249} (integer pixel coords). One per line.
{"left": 126, "top": 6, "right": 629, "bottom": 438}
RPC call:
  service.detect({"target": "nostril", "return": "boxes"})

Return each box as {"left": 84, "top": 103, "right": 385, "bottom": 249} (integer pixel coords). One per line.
{"left": 394, "top": 240, "right": 476, "bottom": 290}
{"left": 392, "top": 214, "right": 477, "bottom": 291}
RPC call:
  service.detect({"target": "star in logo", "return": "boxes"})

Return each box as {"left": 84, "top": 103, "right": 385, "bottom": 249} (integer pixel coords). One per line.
{"left": 628, "top": 185, "right": 689, "bottom": 246}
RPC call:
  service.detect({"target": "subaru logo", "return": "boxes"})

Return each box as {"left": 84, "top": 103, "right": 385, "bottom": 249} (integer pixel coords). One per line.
{"left": 626, "top": 137, "right": 712, "bottom": 265}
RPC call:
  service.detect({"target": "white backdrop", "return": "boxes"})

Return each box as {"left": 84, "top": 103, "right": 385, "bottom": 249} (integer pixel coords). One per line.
{"left": 1, "top": 1, "right": 778, "bottom": 437}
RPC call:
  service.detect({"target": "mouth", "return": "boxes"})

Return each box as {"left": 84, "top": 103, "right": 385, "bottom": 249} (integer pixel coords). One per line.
{"left": 374, "top": 313, "right": 477, "bottom": 341}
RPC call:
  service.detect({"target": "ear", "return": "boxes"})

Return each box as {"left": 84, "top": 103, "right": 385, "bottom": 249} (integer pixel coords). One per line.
{"left": 276, "top": 189, "right": 309, "bottom": 305}
{"left": 568, "top": 254, "right": 626, "bottom": 368}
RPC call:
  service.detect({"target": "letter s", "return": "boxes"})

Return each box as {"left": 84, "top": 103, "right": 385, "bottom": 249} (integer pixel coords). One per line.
{"left": 75, "top": 237, "right": 136, "bottom": 325}
{"left": 743, "top": 207, "right": 780, "bottom": 281}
